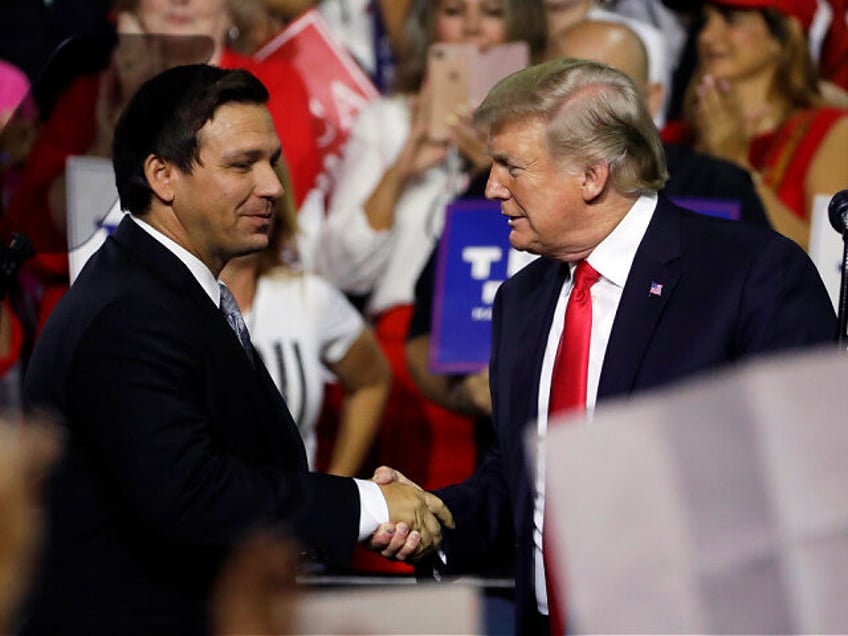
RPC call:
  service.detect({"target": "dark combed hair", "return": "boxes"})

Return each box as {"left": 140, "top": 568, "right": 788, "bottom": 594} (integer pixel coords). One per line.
{"left": 112, "top": 64, "right": 269, "bottom": 215}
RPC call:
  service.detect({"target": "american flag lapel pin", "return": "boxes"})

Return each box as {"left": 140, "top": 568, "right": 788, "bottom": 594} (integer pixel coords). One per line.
{"left": 649, "top": 281, "right": 663, "bottom": 297}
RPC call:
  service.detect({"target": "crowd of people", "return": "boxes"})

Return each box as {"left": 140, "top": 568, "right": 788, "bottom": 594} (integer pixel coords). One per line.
{"left": 0, "top": 0, "right": 845, "bottom": 634}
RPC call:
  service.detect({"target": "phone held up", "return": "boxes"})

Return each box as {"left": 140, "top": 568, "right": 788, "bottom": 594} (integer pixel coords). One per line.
{"left": 425, "top": 41, "right": 530, "bottom": 143}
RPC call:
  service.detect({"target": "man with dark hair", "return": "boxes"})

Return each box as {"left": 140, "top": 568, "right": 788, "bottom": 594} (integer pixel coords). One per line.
{"left": 19, "top": 64, "right": 450, "bottom": 636}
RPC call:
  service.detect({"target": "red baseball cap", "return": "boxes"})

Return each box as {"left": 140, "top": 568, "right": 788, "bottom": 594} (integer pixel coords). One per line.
{"left": 704, "top": 0, "right": 818, "bottom": 31}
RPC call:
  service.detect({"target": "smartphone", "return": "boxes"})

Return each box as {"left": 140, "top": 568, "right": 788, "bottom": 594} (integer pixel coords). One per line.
{"left": 426, "top": 41, "right": 530, "bottom": 142}
{"left": 426, "top": 42, "right": 474, "bottom": 142}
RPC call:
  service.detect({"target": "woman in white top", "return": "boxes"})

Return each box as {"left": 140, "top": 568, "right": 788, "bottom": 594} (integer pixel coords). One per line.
{"left": 221, "top": 169, "right": 390, "bottom": 476}
{"left": 316, "top": 0, "right": 547, "bottom": 492}
{"left": 319, "top": 0, "right": 546, "bottom": 317}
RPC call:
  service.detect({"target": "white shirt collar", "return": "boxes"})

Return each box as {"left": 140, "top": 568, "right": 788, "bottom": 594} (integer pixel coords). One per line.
{"left": 585, "top": 192, "right": 658, "bottom": 288}
{"left": 129, "top": 214, "right": 222, "bottom": 306}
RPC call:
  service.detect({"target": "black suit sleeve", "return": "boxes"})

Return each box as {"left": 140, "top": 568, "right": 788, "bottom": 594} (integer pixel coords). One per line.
{"left": 61, "top": 297, "right": 359, "bottom": 564}
{"left": 408, "top": 245, "right": 438, "bottom": 341}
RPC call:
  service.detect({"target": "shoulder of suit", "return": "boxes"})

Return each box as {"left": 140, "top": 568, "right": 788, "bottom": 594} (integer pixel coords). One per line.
{"left": 670, "top": 199, "right": 789, "bottom": 257}
{"left": 500, "top": 255, "right": 561, "bottom": 294}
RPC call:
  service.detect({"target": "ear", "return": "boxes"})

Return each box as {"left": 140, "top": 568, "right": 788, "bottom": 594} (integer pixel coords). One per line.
{"left": 646, "top": 81, "right": 665, "bottom": 121}
{"left": 143, "top": 154, "right": 176, "bottom": 205}
{"left": 581, "top": 162, "right": 610, "bottom": 202}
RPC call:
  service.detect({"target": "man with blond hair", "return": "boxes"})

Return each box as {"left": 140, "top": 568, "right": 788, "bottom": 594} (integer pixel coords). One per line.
{"left": 378, "top": 58, "right": 834, "bottom": 635}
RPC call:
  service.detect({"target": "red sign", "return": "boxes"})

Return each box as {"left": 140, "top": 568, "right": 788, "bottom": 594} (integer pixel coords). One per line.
{"left": 255, "top": 10, "right": 379, "bottom": 196}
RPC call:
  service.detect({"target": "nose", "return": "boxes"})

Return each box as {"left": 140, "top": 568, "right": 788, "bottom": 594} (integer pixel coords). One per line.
{"left": 485, "top": 165, "right": 509, "bottom": 200}
{"left": 259, "top": 163, "right": 285, "bottom": 201}
{"left": 463, "top": 7, "right": 482, "bottom": 36}
{"left": 698, "top": 8, "right": 725, "bottom": 47}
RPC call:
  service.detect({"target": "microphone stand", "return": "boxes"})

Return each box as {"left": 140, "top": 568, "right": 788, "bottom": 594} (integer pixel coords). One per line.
{"left": 828, "top": 190, "right": 848, "bottom": 347}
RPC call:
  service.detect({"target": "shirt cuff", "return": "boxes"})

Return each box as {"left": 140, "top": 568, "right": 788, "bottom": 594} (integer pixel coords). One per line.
{"left": 354, "top": 478, "right": 389, "bottom": 541}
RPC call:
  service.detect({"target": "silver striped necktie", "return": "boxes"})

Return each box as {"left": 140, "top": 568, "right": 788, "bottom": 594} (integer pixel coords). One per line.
{"left": 218, "top": 282, "right": 254, "bottom": 364}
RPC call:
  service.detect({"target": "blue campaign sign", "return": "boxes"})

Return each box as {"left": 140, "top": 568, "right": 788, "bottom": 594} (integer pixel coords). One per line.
{"left": 430, "top": 198, "right": 513, "bottom": 373}
{"left": 670, "top": 196, "right": 741, "bottom": 221}
{"left": 428, "top": 195, "right": 741, "bottom": 373}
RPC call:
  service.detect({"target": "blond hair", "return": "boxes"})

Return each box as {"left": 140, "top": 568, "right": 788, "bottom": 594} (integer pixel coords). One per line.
{"left": 475, "top": 58, "right": 668, "bottom": 195}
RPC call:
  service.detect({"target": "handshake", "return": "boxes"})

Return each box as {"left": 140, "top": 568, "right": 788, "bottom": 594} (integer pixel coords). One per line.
{"left": 365, "top": 466, "right": 454, "bottom": 562}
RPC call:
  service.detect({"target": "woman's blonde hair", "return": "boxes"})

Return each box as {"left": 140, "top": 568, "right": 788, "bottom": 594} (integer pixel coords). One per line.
{"left": 256, "top": 160, "right": 300, "bottom": 276}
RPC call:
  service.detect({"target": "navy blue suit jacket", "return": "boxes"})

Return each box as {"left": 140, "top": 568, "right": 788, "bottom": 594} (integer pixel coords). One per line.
{"left": 435, "top": 196, "right": 836, "bottom": 634}
{"left": 20, "top": 217, "right": 360, "bottom": 635}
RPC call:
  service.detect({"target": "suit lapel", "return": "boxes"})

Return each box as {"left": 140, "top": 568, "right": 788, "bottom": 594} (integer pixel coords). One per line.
{"left": 109, "top": 216, "right": 214, "bottom": 311}
{"left": 507, "top": 260, "right": 568, "bottom": 431}
{"left": 598, "top": 197, "right": 683, "bottom": 399}
{"left": 109, "top": 216, "right": 306, "bottom": 467}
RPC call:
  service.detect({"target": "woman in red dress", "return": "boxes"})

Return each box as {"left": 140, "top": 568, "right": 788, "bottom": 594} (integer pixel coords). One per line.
{"left": 665, "top": 0, "right": 848, "bottom": 250}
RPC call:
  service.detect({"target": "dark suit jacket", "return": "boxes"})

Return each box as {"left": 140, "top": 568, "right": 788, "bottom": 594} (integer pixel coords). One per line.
{"left": 663, "top": 142, "right": 770, "bottom": 228}
{"left": 435, "top": 196, "right": 836, "bottom": 635}
{"left": 19, "top": 217, "right": 360, "bottom": 636}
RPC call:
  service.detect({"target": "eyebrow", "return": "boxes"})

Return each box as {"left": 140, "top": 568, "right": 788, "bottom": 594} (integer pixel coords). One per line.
{"left": 491, "top": 151, "right": 522, "bottom": 168}
{"left": 222, "top": 146, "right": 283, "bottom": 164}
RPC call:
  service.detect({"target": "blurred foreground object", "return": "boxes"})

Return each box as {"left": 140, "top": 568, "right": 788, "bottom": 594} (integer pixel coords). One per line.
{"left": 211, "top": 530, "right": 299, "bottom": 635}
{"left": 213, "top": 531, "right": 480, "bottom": 636}
{"left": 546, "top": 346, "right": 848, "bottom": 633}
{"left": 293, "top": 579, "right": 477, "bottom": 634}
{"left": 0, "top": 417, "right": 59, "bottom": 632}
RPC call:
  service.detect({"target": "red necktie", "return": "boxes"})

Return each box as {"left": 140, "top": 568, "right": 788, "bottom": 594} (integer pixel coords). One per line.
{"left": 548, "top": 260, "right": 601, "bottom": 415}
{"left": 545, "top": 260, "right": 600, "bottom": 636}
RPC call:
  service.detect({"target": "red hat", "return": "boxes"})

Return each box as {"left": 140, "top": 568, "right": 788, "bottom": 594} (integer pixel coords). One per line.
{"left": 706, "top": 0, "right": 818, "bottom": 31}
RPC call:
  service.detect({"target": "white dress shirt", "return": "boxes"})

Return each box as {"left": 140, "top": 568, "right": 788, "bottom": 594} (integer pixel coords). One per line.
{"left": 532, "top": 193, "right": 658, "bottom": 614}
{"left": 129, "top": 215, "right": 388, "bottom": 540}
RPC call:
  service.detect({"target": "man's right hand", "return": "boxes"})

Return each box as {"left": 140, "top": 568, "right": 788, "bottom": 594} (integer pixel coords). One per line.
{"left": 366, "top": 466, "right": 454, "bottom": 561}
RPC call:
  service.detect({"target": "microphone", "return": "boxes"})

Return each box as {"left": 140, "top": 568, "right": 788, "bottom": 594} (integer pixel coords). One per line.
{"left": 828, "top": 189, "right": 848, "bottom": 234}
{"left": 830, "top": 190, "right": 848, "bottom": 346}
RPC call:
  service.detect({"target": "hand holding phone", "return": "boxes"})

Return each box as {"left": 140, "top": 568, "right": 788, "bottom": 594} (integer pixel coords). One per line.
{"left": 425, "top": 41, "right": 530, "bottom": 143}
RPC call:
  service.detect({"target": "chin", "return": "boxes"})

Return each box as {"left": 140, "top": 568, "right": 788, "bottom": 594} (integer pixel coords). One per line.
{"left": 237, "top": 238, "right": 269, "bottom": 258}
{"left": 508, "top": 234, "right": 530, "bottom": 253}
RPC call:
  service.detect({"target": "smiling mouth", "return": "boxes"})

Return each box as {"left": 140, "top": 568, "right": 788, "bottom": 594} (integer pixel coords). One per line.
{"left": 242, "top": 212, "right": 273, "bottom": 233}
{"left": 244, "top": 203, "right": 273, "bottom": 219}
{"left": 702, "top": 51, "right": 726, "bottom": 63}
{"left": 166, "top": 13, "right": 194, "bottom": 26}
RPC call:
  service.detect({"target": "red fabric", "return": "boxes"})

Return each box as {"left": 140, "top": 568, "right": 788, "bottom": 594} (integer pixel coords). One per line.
{"left": 708, "top": 0, "right": 817, "bottom": 30}
{"left": 548, "top": 261, "right": 600, "bottom": 416}
{"left": 317, "top": 305, "right": 476, "bottom": 575}
{"left": 660, "top": 119, "right": 688, "bottom": 144}
{"left": 3, "top": 50, "right": 321, "bottom": 257}
{"left": 373, "top": 305, "right": 476, "bottom": 488}
{"left": 545, "top": 261, "right": 600, "bottom": 636}
{"left": 1, "top": 51, "right": 323, "bottom": 341}
{"left": 665, "top": 107, "right": 848, "bottom": 222}
{"left": 349, "top": 542, "right": 414, "bottom": 575}
{"left": 1, "top": 73, "right": 99, "bottom": 257}
{"left": 0, "top": 298, "right": 23, "bottom": 377}
{"left": 819, "top": 0, "right": 848, "bottom": 90}
{"left": 749, "top": 106, "right": 848, "bottom": 220}
{"left": 0, "top": 75, "right": 98, "bottom": 337}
